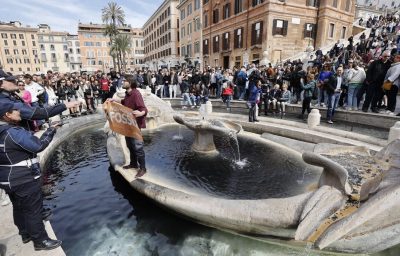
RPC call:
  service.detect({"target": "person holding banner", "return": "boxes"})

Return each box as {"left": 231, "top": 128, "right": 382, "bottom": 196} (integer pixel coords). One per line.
{"left": 120, "top": 75, "right": 148, "bottom": 178}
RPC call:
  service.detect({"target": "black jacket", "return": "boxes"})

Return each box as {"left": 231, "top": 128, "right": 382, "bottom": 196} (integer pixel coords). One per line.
{"left": 0, "top": 122, "right": 56, "bottom": 188}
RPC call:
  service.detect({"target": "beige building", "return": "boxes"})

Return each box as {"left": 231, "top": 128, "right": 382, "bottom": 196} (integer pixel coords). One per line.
{"left": 78, "top": 23, "right": 142, "bottom": 72}
{"left": 38, "top": 24, "right": 71, "bottom": 73}
{"left": 177, "top": 0, "right": 203, "bottom": 69}
{"left": 67, "top": 35, "right": 82, "bottom": 73}
{"left": 202, "top": 0, "right": 355, "bottom": 68}
{"left": 130, "top": 28, "right": 145, "bottom": 70}
{"left": 143, "top": 0, "right": 180, "bottom": 70}
{"left": 0, "top": 21, "right": 41, "bottom": 74}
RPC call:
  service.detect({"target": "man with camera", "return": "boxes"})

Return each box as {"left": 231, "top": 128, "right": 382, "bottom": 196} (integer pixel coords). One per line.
{"left": 0, "top": 101, "right": 63, "bottom": 250}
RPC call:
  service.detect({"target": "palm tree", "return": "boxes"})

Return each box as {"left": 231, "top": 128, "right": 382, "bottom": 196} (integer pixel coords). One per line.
{"left": 113, "top": 34, "right": 131, "bottom": 72}
{"left": 102, "top": 2, "right": 125, "bottom": 71}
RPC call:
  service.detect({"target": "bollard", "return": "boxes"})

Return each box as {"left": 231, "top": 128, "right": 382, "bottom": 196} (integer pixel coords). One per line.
{"left": 145, "top": 86, "right": 152, "bottom": 96}
{"left": 307, "top": 109, "right": 321, "bottom": 129}
{"left": 388, "top": 121, "right": 400, "bottom": 144}
{"left": 205, "top": 101, "right": 213, "bottom": 114}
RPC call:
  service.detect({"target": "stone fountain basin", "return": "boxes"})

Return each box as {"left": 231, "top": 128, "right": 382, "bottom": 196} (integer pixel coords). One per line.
{"left": 107, "top": 124, "right": 322, "bottom": 238}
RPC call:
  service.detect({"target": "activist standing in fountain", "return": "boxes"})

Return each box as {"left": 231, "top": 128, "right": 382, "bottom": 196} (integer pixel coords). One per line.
{"left": 121, "top": 75, "right": 148, "bottom": 178}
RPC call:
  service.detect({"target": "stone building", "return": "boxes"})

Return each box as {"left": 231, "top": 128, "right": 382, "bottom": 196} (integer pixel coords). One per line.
{"left": 143, "top": 0, "right": 180, "bottom": 70}
{"left": 176, "top": 0, "right": 203, "bottom": 69}
{"left": 0, "top": 21, "right": 41, "bottom": 74}
{"left": 202, "top": 0, "right": 355, "bottom": 68}
{"left": 78, "top": 23, "right": 142, "bottom": 73}
{"left": 67, "top": 35, "right": 82, "bottom": 73}
{"left": 38, "top": 24, "right": 71, "bottom": 73}
{"left": 130, "top": 28, "right": 145, "bottom": 70}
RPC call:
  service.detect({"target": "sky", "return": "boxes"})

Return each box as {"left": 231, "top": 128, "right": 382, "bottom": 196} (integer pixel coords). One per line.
{"left": 0, "top": 0, "right": 164, "bottom": 34}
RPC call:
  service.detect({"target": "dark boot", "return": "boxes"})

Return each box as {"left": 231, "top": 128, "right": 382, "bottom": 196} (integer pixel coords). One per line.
{"left": 135, "top": 168, "right": 147, "bottom": 178}
{"left": 21, "top": 234, "right": 31, "bottom": 244}
{"left": 34, "top": 239, "right": 62, "bottom": 251}
{"left": 248, "top": 109, "right": 254, "bottom": 122}
{"left": 123, "top": 164, "right": 138, "bottom": 169}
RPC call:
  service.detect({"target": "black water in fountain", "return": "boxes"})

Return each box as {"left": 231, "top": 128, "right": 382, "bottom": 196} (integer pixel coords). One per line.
{"left": 42, "top": 125, "right": 400, "bottom": 255}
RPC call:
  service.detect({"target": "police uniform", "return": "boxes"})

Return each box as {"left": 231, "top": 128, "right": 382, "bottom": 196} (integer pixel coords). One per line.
{"left": 0, "top": 102, "right": 61, "bottom": 250}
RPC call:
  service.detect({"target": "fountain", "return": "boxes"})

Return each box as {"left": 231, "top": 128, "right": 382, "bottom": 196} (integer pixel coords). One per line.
{"left": 105, "top": 88, "right": 400, "bottom": 254}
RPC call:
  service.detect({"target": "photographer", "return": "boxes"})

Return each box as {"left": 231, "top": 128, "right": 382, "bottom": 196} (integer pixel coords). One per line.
{"left": 0, "top": 102, "right": 62, "bottom": 251}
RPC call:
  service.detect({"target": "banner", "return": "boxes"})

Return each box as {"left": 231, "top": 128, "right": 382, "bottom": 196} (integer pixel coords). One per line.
{"left": 103, "top": 101, "right": 143, "bottom": 141}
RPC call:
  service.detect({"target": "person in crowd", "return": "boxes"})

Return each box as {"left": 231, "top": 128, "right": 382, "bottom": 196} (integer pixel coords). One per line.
{"left": 383, "top": 52, "right": 400, "bottom": 115}
{"left": 100, "top": 73, "right": 110, "bottom": 103}
{"left": 269, "top": 84, "right": 282, "bottom": 114}
{"left": 277, "top": 84, "right": 291, "bottom": 116}
{"left": 221, "top": 81, "right": 234, "bottom": 111}
{"left": 155, "top": 69, "right": 164, "bottom": 98}
{"left": 362, "top": 51, "right": 392, "bottom": 113}
{"left": 300, "top": 73, "right": 316, "bottom": 120}
{"left": 317, "top": 63, "right": 333, "bottom": 107}
{"left": 326, "top": 67, "right": 344, "bottom": 124}
{"left": 16, "top": 80, "right": 31, "bottom": 105}
{"left": 83, "top": 81, "right": 95, "bottom": 113}
{"left": 120, "top": 76, "right": 148, "bottom": 178}
{"left": 44, "top": 80, "right": 58, "bottom": 107}
{"left": 0, "top": 70, "right": 77, "bottom": 129}
{"left": 247, "top": 80, "right": 262, "bottom": 122}
{"left": 0, "top": 102, "right": 63, "bottom": 251}
{"left": 180, "top": 74, "right": 195, "bottom": 109}
{"left": 236, "top": 67, "right": 248, "bottom": 100}
{"left": 347, "top": 61, "right": 366, "bottom": 111}
{"left": 169, "top": 70, "right": 178, "bottom": 98}
{"left": 24, "top": 74, "right": 44, "bottom": 109}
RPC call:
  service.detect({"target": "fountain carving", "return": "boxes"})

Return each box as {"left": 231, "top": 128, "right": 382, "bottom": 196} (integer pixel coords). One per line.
{"left": 105, "top": 88, "right": 400, "bottom": 254}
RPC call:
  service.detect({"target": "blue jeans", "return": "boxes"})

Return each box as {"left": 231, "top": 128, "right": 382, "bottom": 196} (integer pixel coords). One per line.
{"left": 182, "top": 93, "right": 193, "bottom": 106}
{"left": 347, "top": 84, "right": 361, "bottom": 109}
{"left": 327, "top": 92, "right": 341, "bottom": 121}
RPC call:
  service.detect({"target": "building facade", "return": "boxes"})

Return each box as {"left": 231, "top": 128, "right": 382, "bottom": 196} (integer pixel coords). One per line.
{"left": 78, "top": 23, "right": 142, "bottom": 73}
{"left": 143, "top": 0, "right": 180, "bottom": 70}
{"left": 0, "top": 21, "right": 41, "bottom": 74}
{"left": 130, "top": 28, "right": 145, "bottom": 70}
{"left": 202, "top": 0, "right": 355, "bottom": 68}
{"left": 177, "top": 0, "right": 203, "bottom": 69}
{"left": 38, "top": 24, "right": 70, "bottom": 73}
{"left": 67, "top": 35, "right": 82, "bottom": 73}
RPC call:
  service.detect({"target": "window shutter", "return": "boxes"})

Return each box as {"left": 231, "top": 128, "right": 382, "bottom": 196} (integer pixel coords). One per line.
{"left": 272, "top": 19, "right": 277, "bottom": 35}
{"left": 283, "top": 20, "right": 288, "bottom": 36}
{"left": 234, "top": 29, "right": 238, "bottom": 48}
{"left": 251, "top": 23, "right": 256, "bottom": 45}
{"left": 258, "top": 21, "right": 264, "bottom": 44}
{"left": 304, "top": 23, "right": 308, "bottom": 38}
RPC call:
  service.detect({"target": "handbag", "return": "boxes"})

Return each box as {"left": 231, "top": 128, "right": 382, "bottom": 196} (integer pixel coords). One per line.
{"left": 382, "top": 80, "right": 393, "bottom": 91}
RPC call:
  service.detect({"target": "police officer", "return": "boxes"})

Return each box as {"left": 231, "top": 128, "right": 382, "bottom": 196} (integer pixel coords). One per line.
{"left": 0, "top": 69, "right": 79, "bottom": 129}
{"left": 0, "top": 102, "right": 62, "bottom": 250}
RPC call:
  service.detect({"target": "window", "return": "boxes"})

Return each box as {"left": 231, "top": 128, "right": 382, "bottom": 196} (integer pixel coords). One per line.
{"left": 63, "top": 45, "right": 68, "bottom": 51}
{"left": 194, "top": 41, "right": 200, "bottom": 53}
{"left": 40, "top": 44, "right": 45, "bottom": 50}
{"left": 187, "top": 44, "right": 192, "bottom": 57}
{"left": 213, "top": 9, "right": 219, "bottom": 24}
{"left": 51, "top": 53, "right": 56, "bottom": 61}
{"left": 32, "top": 41, "right": 36, "bottom": 47}
{"left": 10, "top": 34, "right": 16, "bottom": 39}
{"left": 213, "top": 35, "right": 219, "bottom": 53}
{"left": 1, "top": 33, "right": 7, "bottom": 39}
{"left": 4, "top": 49, "right": 10, "bottom": 55}
{"left": 50, "top": 45, "right": 55, "bottom": 50}
{"left": 22, "top": 49, "right": 27, "bottom": 55}
{"left": 204, "top": 13, "right": 208, "bottom": 28}
{"left": 234, "top": 0, "right": 243, "bottom": 14}
{"left": 304, "top": 23, "right": 316, "bottom": 38}
{"left": 31, "top": 34, "right": 34, "bottom": 39}
{"left": 223, "top": 32, "right": 230, "bottom": 50}
{"left": 203, "top": 39, "right": 209, "bottom": 54}
{"left": 188, "top": 22, "right": 192, "bottom": 35}
{"left": 3, "top": 40, "right": 7, "bottom": 46}
{"left": 195, "top": 0, "right": 200, "bottom": 10}
{"left": 187, "top": 3, "right": 192, "bottom": 16}
{"left": 341, "top": 26, "right": 347, "bottom": 39}
{"left": 306, "top": 0, "right": 319, "bottom": 7}
{"left": 13, "top": 49, "right": 19, "bottom": 55}
{"left": 252, "top": 0, "right": 264, "bottom": 7}
{"left": 181, "top": 27, "right": 186, "bottom": 38}
{"left": 272, "top": 19, "right": 288, "bottom": 36}
{"left": 251, "top": 21, "right": 264, "bottom": 45}
{"left": 332, "top": 0, "right": 338, "bottom": 7}
{"left": 13, "top": 40, "right": 17, "bottom": 46}
{"left": 345, "top": 0, "right": 351, "bottom": 11}
{"left": 19, "top": 34, "right": 24, "bottom": 39}
{"left": 180, "top": 9, "right": 185, "bottom": 20}
{"left": 21, "top": 41, "right": 25, "bottom": 46}
{"left": 234, "top": 28, "right": 243, "bottom": 48}
{"left": 328, "top": 23, "right": 335, "bottom": 38}
{"left": 223, "top": 4, "right": 230, "bottom": 19}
